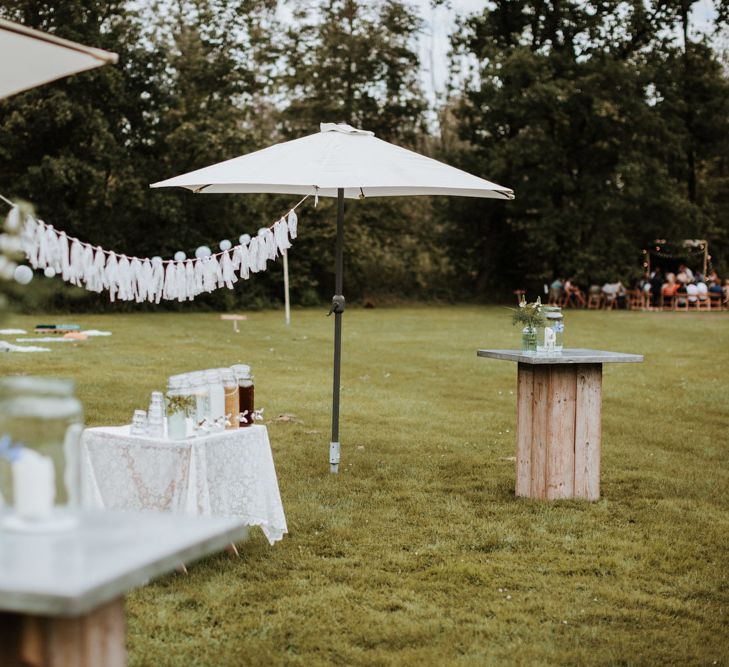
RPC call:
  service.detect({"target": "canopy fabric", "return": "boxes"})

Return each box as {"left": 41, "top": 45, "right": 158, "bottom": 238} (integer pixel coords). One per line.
{"left": 151, "top": 123, "right": 514, "bottom": 200}
{"left": 0, "top": 18, "right": 118, "bottom": 99}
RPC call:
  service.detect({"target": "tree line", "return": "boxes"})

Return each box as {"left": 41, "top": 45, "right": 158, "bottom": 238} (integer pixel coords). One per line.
{"left": 1, "top": 0, "right": 728, "bottom": 311}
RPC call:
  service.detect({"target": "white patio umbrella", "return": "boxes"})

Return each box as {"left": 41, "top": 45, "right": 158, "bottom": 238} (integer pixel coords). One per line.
{"left": 151, "top": 122, "right": 514, "bottom": 473}
{"left": 0, "top": 18, "right": 118, "bottom": 99}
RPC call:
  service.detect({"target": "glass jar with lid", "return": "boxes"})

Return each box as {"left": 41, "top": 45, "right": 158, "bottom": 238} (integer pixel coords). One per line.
{"left": 205, "top": 369, "right": 226, "bottom": 427}
{"left": 188, "top": 371, "right": 210, "bottom": 426}
{"left": 231, "top": 364, "right": 254, "bottom": 427}
{"left": 0, "top": 376, "right": 83, "bottom": 530}
{"left": 220, "top": 369, "right": 239, "bottom": 430}
{"left": 537, "top": 306, "right": 564, "bottom": 355}
{"left": 166, "top": 374, "right": 193, "bottom": 440}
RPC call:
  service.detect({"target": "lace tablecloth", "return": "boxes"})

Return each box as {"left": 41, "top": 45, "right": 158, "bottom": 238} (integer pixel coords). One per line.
{"left": 80, "top": 425, "right": 287, "bottom": 544}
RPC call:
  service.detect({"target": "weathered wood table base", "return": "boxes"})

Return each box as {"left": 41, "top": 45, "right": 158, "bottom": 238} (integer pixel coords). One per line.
{"left": 478, "top": 349, "right": 643, "bottom": 501}
{"left": 0, "top": 511, "right": 253, "bottom": 667}
{"left": 1, "top": 599, "right": 125, "bottom": 667}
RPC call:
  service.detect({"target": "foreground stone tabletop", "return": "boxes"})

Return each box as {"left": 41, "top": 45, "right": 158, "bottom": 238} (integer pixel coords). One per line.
{"left": 0, "top": 510, "right": 250, "bottom": 616}
{"left": 477, "top": 348, "right": 644, "bottom": 364}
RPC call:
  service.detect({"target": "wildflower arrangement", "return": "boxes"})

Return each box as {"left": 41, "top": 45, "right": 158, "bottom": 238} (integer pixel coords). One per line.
{"left": 511, "top": 295, "right": 545, "bottom": 329}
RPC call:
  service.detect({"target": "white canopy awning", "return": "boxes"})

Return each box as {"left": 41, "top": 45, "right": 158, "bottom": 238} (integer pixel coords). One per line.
{"left": 0, "top": 18, "right": 118, "bottom": 99}
{"left": 151, "top": 123, "right": 514, "bottom": 200}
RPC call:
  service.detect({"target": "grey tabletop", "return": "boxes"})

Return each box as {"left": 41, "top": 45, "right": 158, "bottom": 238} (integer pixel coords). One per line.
{"left": 477, "top": 348, "right": 644, "bottom": 365}
{"left": 0, "top": 510, "right": 250, "bottom": 617}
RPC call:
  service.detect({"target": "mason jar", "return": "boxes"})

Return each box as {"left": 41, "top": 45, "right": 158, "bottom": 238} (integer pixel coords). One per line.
{"left": 0, "top": 376, "right": 84, "bottom": 529}
{"left": 231, "top": 364, "right": 254, "bottom": 427}
{"left": 537, "top": 306, "right": 564, "bottom": 355}
{"left": 220, "top": 369, "right": 239, "bottom": 430}
{"left": 166, "top": 375, "right": 193, "bottom": 440}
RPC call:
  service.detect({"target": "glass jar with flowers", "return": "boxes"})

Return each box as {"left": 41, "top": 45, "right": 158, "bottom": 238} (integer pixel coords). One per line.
{"left": 511, "top": 295, "right": 545, "bottom": 354}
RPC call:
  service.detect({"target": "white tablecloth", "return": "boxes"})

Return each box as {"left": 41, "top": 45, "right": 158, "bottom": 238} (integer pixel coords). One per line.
{"left": 80, "top": 425, "right": 287, "bottom": 544}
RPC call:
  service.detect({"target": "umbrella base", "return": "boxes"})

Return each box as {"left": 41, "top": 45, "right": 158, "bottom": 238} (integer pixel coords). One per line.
{"left": 329, "top": 441, "right": 340, "bottom": 474}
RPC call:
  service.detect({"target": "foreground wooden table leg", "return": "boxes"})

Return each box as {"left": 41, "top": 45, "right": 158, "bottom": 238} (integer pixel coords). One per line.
{"left": 0, "top": 598, "right": 126, "bottom": 667}
{"left": 516, "top": 362, "right": 602, "bottom": 500}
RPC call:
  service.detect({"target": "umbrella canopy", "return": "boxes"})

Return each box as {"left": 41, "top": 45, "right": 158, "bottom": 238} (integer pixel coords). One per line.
{"left": 0, "top": 18, "right": 118, "bottom": 99}
{"left": 152, "top": 122, "right": 513, "bottom": 473}
{"left": 151, "top": 123, "right": 514, "bottom": 200}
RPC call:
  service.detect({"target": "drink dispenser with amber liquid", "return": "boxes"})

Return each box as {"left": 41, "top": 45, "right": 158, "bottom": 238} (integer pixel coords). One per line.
{"left": 221, "top": 369, "right": 239, "bottom": 430}
{"left": 231, "top": 365, "right": 254, "bottom": 427}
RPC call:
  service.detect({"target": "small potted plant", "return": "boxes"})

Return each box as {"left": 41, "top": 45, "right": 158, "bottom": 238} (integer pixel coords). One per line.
{"left": 511, "top": 295, "right": 545, "bottom": 354}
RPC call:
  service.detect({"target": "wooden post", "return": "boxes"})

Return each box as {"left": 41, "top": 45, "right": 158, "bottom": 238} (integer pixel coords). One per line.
{"left": 513, "top": 363, "right": 603, "bottom": 501}
{"left": 574, "top": 364, "right": 602, "bottom": 500}
{"left": 545, "top": 366, "right": 577, "bottom": 499}
{"left": 515, "top": 363, "right": 534, "bottom": 497}
{"left": 0, "top": 598, "right": 126, "bottom": 667}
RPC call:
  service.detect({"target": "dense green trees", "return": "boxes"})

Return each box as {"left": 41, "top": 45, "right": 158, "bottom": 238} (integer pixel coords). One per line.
{"left": 0, "top": 0, "right": 727, "bottom": 309}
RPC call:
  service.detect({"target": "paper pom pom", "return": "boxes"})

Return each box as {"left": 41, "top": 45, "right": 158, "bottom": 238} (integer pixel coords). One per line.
{"left": 44, "top": 267, "right": 57, "bottom": 278}
{"left": 174, "top": 251, "right": 186, "bottom": 261}
{"left": 13, "top": 265, "right": 33, "bottom": 285}
{"left": 239, "top": 234, "right": 251, "bottom": 245}
{"left": 195, "top": 245, "right": 212, "bottom": 259}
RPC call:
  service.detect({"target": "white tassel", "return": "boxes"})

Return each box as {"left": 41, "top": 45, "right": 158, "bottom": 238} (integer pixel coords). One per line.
{"left": 185, "top": 260, "right": 195, "bottom": 300}
{"left": 86, "top": 247, "right": 104, "bottom": 292}
{"left": 234, "top": 243, "right": 250, "bottom": 279}
{"left": 117, "top": 255, "right": 132, "bottom": 301}
{"left": 248, "top": 237, "right": 260, "bottom": 273}
{"left": 274, "top": 218, "right": 292, "bottom": 253}
{"left": 130, "top": 257, "right": 144, "bottom": 302}
{"left": 58, "top": 232, "right": 71, "bottom": 281}
{"left": 194, "top": 259, "right": 205, "bottom": 294}
{"left": 69, "top": 239, "right": 84, "bottom": 285}
{"left": 139, "top": 258, "right": 153, "bottom": 302}
{"left": 151, "top": 257, "right": 165, "bottom": 303}
{"left": 104, "top": 253, "right": 120, "bottom": 302}
{"left": 22, "top": 215, "right": 40, "bottom": 268}
{"left": 175, "top": 260, "right": 186, "bottom": 301}
{"left": 162, "top": 261, "right": 176, "bottom": 300}
{"left": 219, "top": 250, "right": 237, "bottom": 289}
{"left": 287, "top": 210, "right": 298, "bottom": 238}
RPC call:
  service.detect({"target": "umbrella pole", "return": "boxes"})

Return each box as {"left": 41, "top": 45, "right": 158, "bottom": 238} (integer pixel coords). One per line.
{"left": 329, "top": 188, "right": 345, "bottom": 473}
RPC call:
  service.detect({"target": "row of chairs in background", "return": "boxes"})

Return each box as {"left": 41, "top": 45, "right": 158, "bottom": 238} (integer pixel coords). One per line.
{"left": 516, "top": 289, "right": 727, "bottom": 311}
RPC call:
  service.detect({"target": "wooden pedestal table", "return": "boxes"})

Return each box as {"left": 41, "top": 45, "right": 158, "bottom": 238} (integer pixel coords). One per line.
{"left": 477, "top": 348, "right": 643, "bottom": 500}
{"left": 0, "top": 510, "right": 251, "bottom": 667}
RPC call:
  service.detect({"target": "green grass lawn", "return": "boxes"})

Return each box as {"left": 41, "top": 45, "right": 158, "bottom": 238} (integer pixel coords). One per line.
{"left": 2, "top": 306, "right": 728, "bottom": 666}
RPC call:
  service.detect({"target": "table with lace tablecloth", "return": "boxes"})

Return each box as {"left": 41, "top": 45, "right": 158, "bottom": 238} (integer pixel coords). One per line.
{"left": 80, "top": 425, "right": 287, "bottom": 544}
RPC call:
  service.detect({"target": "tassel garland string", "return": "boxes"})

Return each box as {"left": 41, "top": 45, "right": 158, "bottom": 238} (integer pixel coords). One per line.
{"left": 1, "top": 194, "right": 306, "bottom": 303}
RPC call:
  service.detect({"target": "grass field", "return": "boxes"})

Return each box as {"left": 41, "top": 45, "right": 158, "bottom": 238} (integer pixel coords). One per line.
{"left": 2, "top": 306, "right": 728, "bottom": 666}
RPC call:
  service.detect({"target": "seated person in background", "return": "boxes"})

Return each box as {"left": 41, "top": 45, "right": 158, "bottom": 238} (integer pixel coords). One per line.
{"left": 662, "top": 273, "right": 680, "bottom": 298}
{"left": 601, "top": 280, "right": 625, "bottom": 307}
{"left": 696, "top": 281, "right": 708, "bottom": 301}
{"left": 678, "top": 264, "right": 694, "bottom": 282}
{"left": 649, "top": 267, "right": 664, "bottom": 307}
{"left": 676, "top": 281, "right": 688, "bottom": 306}
{"left": 724, "top": 279, "right": 729, "bottom": 303}
{"left": 707, "top": 269, "right": 719, "bottom": 284}
{"left": 708, "top": 276, "right": 723, "bottom": 296}
{"left": 564, "top": 278, "right": 585, "bottom": 307}
{"left": 686, "top": 282, "right": 699, "bottom": 303}
{"left": 549, "top": 277, "right": 564, "bottom": 304}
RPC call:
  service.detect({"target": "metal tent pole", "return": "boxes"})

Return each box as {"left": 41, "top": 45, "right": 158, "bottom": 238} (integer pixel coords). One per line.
{"left": 329, "top": 188, "right": 345, "bottom": 473}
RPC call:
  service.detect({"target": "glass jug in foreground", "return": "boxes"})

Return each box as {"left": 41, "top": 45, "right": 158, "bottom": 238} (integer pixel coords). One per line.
{"left": 0, "top": 376, "right": 83, "bottom": 531}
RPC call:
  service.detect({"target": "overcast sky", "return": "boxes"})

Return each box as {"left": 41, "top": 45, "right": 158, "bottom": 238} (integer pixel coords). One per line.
{"left": 410, "top": 0, "right": 720, "bottom": 100}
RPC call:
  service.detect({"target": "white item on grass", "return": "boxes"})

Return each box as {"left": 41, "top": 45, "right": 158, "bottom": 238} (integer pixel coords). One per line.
{"left": 0, "top": 341, "right": 50, "bottom": 353}
{"left": 81, "top": 330, "right": 112, "bottom": 336}
{"left": 16, "top": 337, "right": 75, "bottom": 343}
{"left": 0, "top": 329, "right": 27, "bottom": 335}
